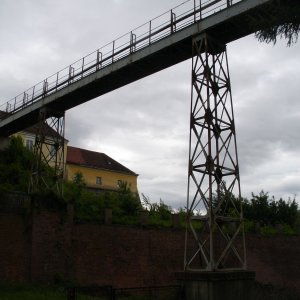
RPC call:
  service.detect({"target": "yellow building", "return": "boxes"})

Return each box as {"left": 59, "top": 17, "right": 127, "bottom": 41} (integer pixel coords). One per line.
{"left": 1, "top": 111, "right": 138, "bottom": 194}
{"left": 66, "top": 146, "right": 138, "bottom": 193}
{"left": 0, "top": 111, "right": 66, "bottom": 163}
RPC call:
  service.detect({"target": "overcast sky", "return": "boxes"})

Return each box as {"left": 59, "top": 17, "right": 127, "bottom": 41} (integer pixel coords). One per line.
{"left": 0, "top": 0, "right": 299, "bottom": 208}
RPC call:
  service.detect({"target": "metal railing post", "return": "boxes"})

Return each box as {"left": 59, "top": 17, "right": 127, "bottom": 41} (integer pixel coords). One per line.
{"left": 112, "top": 41, "right": 115, "bottom": 63}
{"left": 96, "top": 50, "right": 103, "bottom": 70}
{"left": 31, "top": 86, "right": 35, "bottom": 102}
{"left": 130, "top": 32, "right": 136, "bottom": 53}
{"left": 149, "top": 20, "right": 152, "bottom": 45}
{"left": 200, "top": 0, "right": 202, "bottom": 20}
{"left": 81, "top": 57, "right": 85, "bottom": 78}
{"left": 55, "top": 72, "right": 59, "bottom": 92}
{"left": 96, "top": 50, "right": 99, "bottom": 70}
{"left": 43, "top": 80, "right": 48, "bottom": 96}
{"left": 68, "top": 66, "right": 74, "bottom": 84}
{"left": 22, "top": 92, "right": 27, "bottom": 107}
{"left": 171, "top": 10, "right": 174, "bottom": 34}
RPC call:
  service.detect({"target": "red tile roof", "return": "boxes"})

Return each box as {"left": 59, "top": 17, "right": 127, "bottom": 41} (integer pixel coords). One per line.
{"left": 66, "top": 146, "right": 137, "bottom": 176}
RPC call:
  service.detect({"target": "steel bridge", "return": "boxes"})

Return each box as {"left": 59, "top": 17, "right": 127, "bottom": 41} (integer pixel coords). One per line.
{"left": 0, "top": 0, "right": 282, "bottom": 135}
{"left": 0, "top": 0, "right": 291, "bottom": 273}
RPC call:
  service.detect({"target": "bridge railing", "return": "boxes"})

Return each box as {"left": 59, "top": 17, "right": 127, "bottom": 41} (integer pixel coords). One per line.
{"left": 0, "top": 0, "right": 242, "bottom": 117}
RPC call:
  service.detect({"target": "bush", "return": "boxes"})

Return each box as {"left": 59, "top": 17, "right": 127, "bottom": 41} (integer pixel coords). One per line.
{"left": 279, "top": 224, "right": 297, "bottom": 236}
{"left": 244, "top": 220, "right": 255, "bottom": 233}
{"left": 260, "top": 225, "right": 277, "bottom": 237}
{"left": 141, "top": 194, "right": 174, "bottom": 228}
{"left": 0, "top": 136, "right": 34, "bottom": 192}
{"left": 242, "top": 191, "right": 299, "bottom": 233}
{"left": 70, "top": 178, "right": 141, "bottom": 225}
{"left": 0, "top": 282, "right": 65, "bottom": 300}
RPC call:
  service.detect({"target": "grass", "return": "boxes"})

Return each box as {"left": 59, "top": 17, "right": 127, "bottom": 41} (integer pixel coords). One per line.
{"left": 0, "top": 282, "right": 179, "bottom": 300}
{"left": 0, "top": 282, "right": 65, "bottom": 300}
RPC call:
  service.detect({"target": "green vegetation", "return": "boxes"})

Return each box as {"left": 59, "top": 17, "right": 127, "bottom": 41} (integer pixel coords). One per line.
{"left": 1, "top": 281, "right": 299, "bottom": 300}
{"left": 66, "top": 177, "right": 141, "bottom": 225}
{"left": 0, "top": 282, "right": 178, "bottom": 300}
{"left": 0, "top": 136, "right": 33, "bottom": 194}
{"left": 0, "top": 137, "right": 299, "bottom": 233}
{"left": 253, "top": 1, "right": 300, "bottom": 46}
{"left": 141, "top": 194, "right": 174, "bottom": 227}
{"left": 0, "top": 282, "right": 65, "bottom": 300}
{"left": 0, "top": 136, "right": 61, "bottom": 200}
{"left": 0, "top": 282, "right": 113, "bottom": 300}
{"left": 242, "top": 191, "right": 299, "bottom": 235}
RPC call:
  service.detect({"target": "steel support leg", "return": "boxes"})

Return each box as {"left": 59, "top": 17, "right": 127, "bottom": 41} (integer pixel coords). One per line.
{"left": 184, "top": 34, "right": 246, "bottom": 271}
{"left": 29, "top": 108, "right": 65, "bottom": 197}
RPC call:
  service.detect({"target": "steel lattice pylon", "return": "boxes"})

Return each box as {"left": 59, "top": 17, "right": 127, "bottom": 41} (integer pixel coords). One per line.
{"left": 29, "top": 108, "right": 65, "bottom": 196}
{"left": 184, "top": 34, "right": 246, "bottom": 272}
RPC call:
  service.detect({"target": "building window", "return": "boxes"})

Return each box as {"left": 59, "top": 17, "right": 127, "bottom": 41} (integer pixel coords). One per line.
{"left": 96, "top": 177, "right": 102, "bottom": 185}
{"left": 26, "top": 139, "right": 34, "bottom": 151}
{"left": 50, "top": 145, "right": 56, "bottom": 159}
{"left": 117, "top": 180, "right": 122, "bottom": 188}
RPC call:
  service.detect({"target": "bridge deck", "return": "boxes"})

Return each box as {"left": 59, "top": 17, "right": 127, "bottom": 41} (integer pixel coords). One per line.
{"left": 0, "top": 0, "right": 280, "bottom": 136}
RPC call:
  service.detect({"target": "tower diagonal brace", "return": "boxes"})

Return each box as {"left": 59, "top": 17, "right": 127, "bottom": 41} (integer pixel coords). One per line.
{"left": 29, "top": 108, "right": 65, "bottom": 197}
{"left": 184, "top": 33, "right": 246, "bottom": 272}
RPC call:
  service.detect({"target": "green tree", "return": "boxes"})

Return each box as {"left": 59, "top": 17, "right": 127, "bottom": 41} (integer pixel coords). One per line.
{"left": 253, "top": 0, "right": 300, "bottom": 46}
{"left": 141, "top": 194, "right": 173, "bottom": 226}
{"left": 0, "top": 136, "right": 34, "bottom": 192}
{"left": 117, "top": 181, "right": 141, "bottom": 216}
{"left": 242, "top": 191, "right": 299, "bottom": 229}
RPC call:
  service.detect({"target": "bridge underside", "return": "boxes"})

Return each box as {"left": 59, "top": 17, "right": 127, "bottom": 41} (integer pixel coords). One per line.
{"left": 0, "top": 0, "right": 288, "bottom": 137}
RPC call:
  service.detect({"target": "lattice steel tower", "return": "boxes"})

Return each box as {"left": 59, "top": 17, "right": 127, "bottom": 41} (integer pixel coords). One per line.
{"left": 29, "top": 108, "right": 65, "bottom": 197}
{"left": 184, "top": 34, "right": 246, "bottom": 271}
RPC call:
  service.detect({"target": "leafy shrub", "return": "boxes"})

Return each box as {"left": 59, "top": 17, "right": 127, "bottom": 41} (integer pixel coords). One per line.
{"left": 70, "top": 178, "right": 141, "bottom": 225}
{"left": 0, "top": 281, "right": 65, "bottom": 300}
{"left": 141, "top": 194, "right": 173, "bottom": 228}
{"left": 244, "top": 220, "right": 255, "bottom": 233}
{"left": 0, "top": 136, "right": 34, "bottom": 192}
{"left": 260, "top": 225, "right": 277, "bottom": 236}
{"left": 279, "top": 224, "right": 297, "bottom": 236}
{"left": 242, "top": 191, "right": 299, "bottom": 229}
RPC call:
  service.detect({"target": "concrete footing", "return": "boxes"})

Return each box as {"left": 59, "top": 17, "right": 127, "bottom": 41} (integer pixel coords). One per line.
{"left": 176, "top": 270, "right": 255, "bottom": 300}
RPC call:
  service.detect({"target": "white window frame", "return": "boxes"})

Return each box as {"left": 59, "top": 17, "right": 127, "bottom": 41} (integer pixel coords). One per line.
{"left": 50, "top": 144, "right": 56, "bottom": 160}
{"left": 96, "top": 176, "right": 102, "bottom": 185}
{"left": 117, "top": 180, "right": 122, "bottom": 188}
{"left": 25, "top": 139, "right": 34, "bottom": 151}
